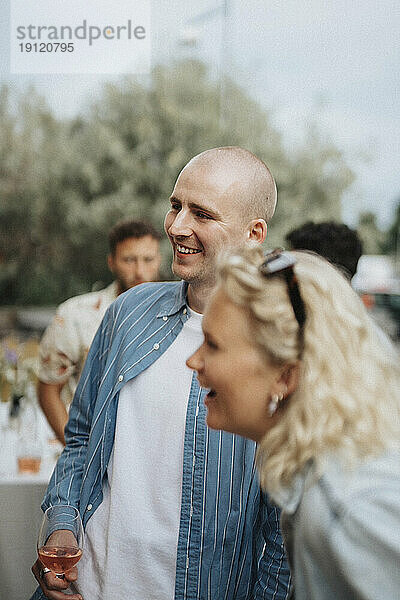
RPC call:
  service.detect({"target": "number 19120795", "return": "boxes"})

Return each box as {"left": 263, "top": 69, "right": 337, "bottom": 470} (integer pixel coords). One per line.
{"left": 19, "top": 42, "right": 74, "bottom": 52}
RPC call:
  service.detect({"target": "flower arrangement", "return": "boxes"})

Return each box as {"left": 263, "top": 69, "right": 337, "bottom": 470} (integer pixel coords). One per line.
{"left": 0, "top": 336, "right": 39, "bottom": 404}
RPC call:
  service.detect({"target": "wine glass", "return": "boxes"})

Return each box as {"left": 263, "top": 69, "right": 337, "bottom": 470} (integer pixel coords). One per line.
{"left": 37, "top": 506, "right": 84, "bottom": 577}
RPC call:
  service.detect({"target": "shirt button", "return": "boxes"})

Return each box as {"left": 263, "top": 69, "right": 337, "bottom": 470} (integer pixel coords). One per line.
{"left": 162, "top": 316, "right": 168, "bottom": 321}
{"left": 87, "top": 504, "right": 93, "bottom": 511}
{"left": 183, "top": 308, "right": 187, "bottom": 315}
{"left": 153, "top": 343, "right": 160, "bottom": 350}
{"left": 118, "top": 375, "right": 124, "bottom": 382}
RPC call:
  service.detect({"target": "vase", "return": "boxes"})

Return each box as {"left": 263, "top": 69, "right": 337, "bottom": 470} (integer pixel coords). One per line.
{"left": 15, "top": 384, "right": 43, "bottom": 475}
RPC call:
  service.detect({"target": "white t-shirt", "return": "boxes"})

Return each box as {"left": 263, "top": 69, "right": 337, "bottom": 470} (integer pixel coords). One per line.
{"left": 74, "top": 309, "right": 203, "bottom": 599}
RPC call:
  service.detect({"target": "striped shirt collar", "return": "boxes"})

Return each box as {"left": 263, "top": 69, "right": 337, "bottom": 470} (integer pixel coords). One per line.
{"left": 157, "top": 280, "right": 189, "bottom": 318}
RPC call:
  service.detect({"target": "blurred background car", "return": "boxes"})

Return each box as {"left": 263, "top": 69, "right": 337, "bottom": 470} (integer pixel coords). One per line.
{"left": 353, "top": 255, "right": 400, "bottom": 342}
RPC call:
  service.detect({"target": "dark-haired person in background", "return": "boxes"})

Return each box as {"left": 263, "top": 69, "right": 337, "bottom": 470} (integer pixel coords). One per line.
{"left": 286, "top": 220, "right": 362, "bottom": 279}
{"left": 38, "top": 219, "right": 161, "bottom": 444}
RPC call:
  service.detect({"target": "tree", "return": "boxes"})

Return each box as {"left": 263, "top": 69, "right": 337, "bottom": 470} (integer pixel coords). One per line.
{"left": 383, "top": 199, "right": 400, "bottom": 259}
{"left": 0, "top": 60, "right": 355, "bottom": 305}
{"left": 357, "top": 211, "right": 387, "bottom": 255}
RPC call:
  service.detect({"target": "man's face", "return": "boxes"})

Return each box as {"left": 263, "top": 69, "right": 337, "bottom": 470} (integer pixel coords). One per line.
{"left": 164, "top": 162, "right": 249, "bottom": 287}
{"left": 108, "top": 235, "right": 161, "bottom": 294}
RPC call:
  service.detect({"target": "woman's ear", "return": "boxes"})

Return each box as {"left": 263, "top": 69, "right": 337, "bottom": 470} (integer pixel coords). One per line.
{"left": 279, "top": 361, "right": 301, "bottom": 398}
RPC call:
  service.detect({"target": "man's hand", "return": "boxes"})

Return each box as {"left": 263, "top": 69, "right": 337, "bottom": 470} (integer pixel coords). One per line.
{"left": 32, "top": 529, "right": 83, "bottom": 600}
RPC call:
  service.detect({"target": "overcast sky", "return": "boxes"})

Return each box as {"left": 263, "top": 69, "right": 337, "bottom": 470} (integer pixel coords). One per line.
{"left": 1, "top": 0, "right": 399, "bottom": 228}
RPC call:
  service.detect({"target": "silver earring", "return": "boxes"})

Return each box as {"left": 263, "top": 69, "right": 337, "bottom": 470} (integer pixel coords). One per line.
{"left": 268, "top": 394, "right": 279, "bottom": 416}
{"left": 268, "top": 392, "right": 284, "bottom": 417}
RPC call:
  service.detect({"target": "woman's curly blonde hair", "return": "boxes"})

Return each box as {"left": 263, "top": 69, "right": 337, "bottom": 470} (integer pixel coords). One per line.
{"left": 217, "top": 245, "right": 400, "bottom": 496}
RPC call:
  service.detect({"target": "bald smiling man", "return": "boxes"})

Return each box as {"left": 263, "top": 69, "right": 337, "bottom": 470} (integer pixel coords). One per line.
{"left": 31, "top": 147, "right": 290, "bottom": 600}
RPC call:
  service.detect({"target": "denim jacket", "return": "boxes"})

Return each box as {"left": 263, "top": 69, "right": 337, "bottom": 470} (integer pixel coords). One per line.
{"left": 275, "top": 452, "right": 400, "bottom": 599}
{"left": 31, "top": 281, "right": 289, "bottom": 600}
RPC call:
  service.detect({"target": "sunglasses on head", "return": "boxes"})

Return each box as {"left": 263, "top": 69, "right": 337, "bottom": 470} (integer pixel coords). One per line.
{"left": 259, "top": 249, "right": 306, "bottom": 330}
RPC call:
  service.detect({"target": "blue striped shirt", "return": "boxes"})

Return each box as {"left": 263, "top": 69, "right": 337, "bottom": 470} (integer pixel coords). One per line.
{"left": 32, "top": 281, "right": 290, "bottom": 600}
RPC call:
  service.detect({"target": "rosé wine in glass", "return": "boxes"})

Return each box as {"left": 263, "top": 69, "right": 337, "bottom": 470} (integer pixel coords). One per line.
{"left": 37, "top": 506, "right": 84, "bottom": 577}
{"left": 38, "top": 546, "right": 83, "bottom": 574}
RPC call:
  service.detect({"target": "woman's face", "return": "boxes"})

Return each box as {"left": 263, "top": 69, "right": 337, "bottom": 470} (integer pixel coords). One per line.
{"left": 187, "top": 288, "right": 287, "bottom": 442}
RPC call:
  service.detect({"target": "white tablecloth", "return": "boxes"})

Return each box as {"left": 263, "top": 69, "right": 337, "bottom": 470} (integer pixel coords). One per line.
{"left": 0, "top": 479, "right": 49, "bottom": 600}
{"left": 0, "top": 403, "right": 61, "bottom": 600}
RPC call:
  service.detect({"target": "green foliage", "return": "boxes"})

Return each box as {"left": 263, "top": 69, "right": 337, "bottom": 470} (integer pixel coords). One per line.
{"left": 357, "top": 211, "right": 388, "bottom": 255}
{"left": 382, "top": 200, "right": 400, "bottom": 256}
{"left": 1, "top": 60, "right": 356, "bottom": 305}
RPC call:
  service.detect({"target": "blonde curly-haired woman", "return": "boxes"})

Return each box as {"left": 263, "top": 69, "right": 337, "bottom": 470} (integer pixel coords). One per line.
{"left": 187, "top": 246, "right": 400, "bottom": 600}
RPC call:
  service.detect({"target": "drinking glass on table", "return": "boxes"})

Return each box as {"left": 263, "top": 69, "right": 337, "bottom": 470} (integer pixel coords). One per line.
{"left": 37, "top": 506, "right": 84, "bottom": 577}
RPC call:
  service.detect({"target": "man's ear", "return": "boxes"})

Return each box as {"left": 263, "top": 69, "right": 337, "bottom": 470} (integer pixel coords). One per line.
{"left": 107, "top": 254, "right": 114, "bottom": 274}
{"left": 248, "top": 219, "right": 267, "bottom": 244}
